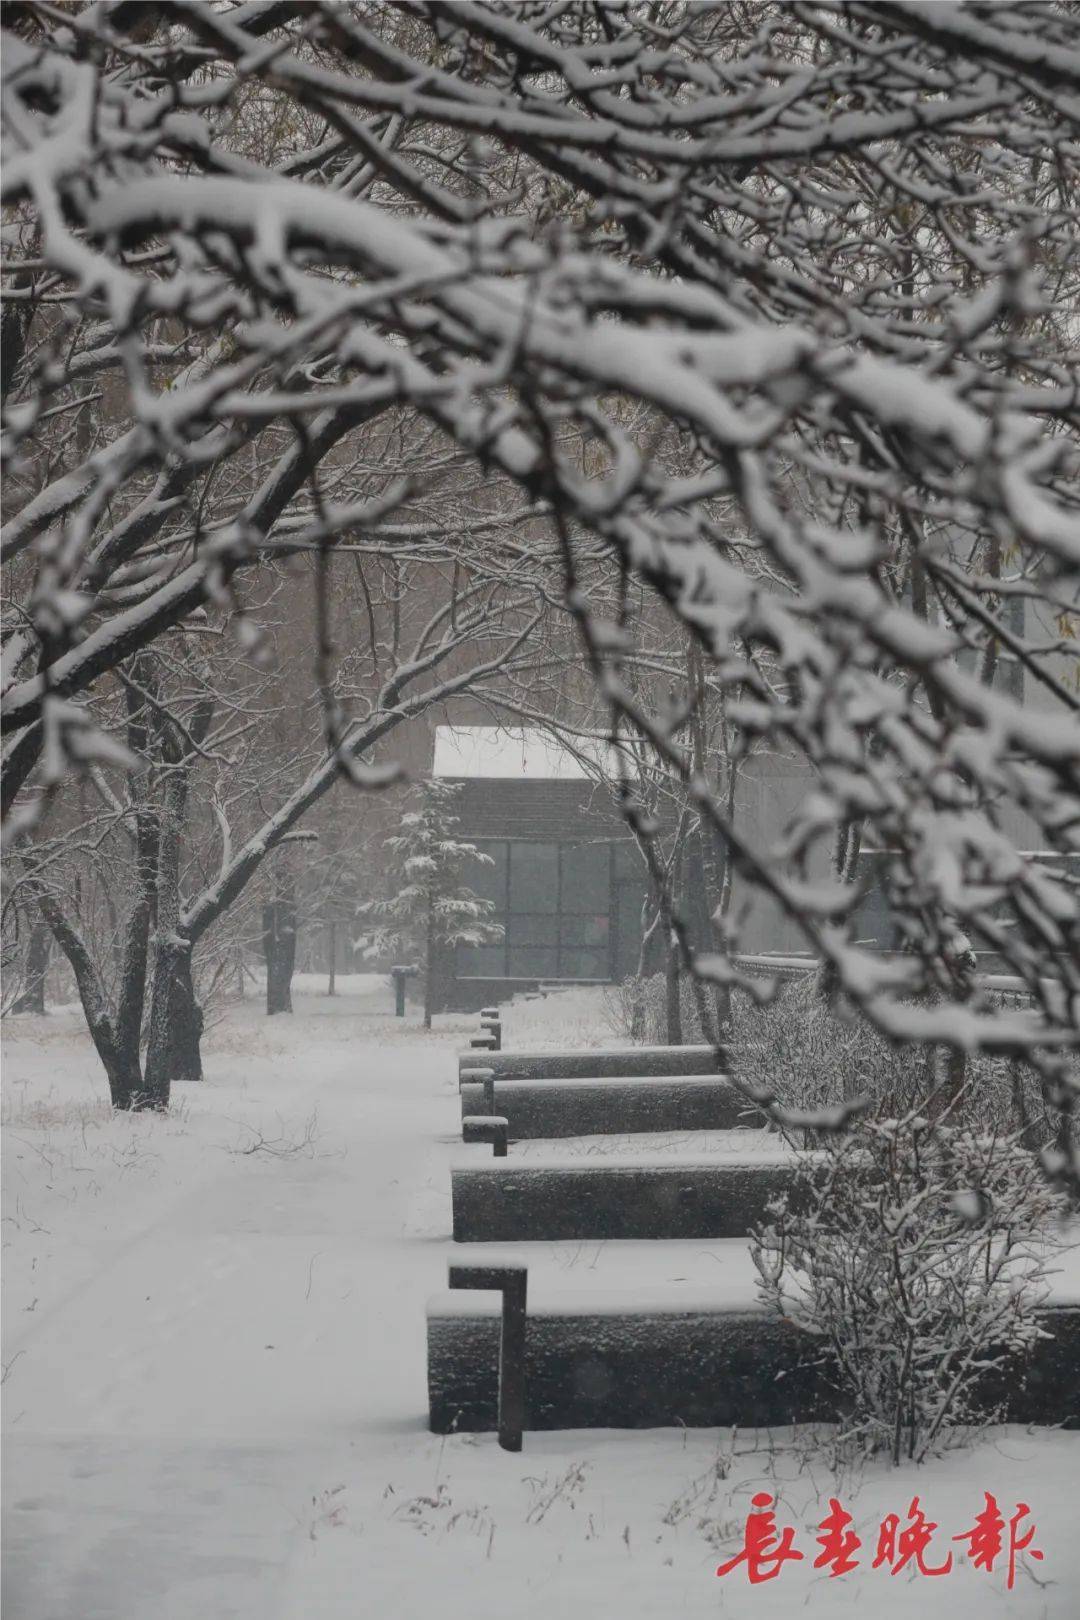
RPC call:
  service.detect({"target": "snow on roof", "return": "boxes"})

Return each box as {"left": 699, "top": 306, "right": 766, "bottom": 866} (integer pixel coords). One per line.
{"left": 433, "top": 725, "right": 632, "bottom": 780}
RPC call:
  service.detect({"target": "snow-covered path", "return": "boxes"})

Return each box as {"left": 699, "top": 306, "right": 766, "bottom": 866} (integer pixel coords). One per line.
{"left": 4, "top": 990, "right": 1078, "bottom": 1619}
{"left": 4, "top": 1006, "right": 460, "bottom": 1619}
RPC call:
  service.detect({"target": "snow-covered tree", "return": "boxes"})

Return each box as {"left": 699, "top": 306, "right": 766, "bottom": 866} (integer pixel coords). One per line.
{"left": 3, "top": 2, "right": 1079, "bottom": 1182}
{"left": 356, "top": 780, "right": 502, "bottom": 1028}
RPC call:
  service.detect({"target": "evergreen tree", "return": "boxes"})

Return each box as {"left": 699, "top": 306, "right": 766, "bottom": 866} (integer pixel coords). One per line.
{"left": 356, "top": 781, "right": 502, "bottom": 1028}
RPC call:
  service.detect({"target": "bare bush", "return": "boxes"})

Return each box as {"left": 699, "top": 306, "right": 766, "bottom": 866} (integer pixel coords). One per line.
{"left": 227, "top": 1109, "right": 327, "bottom": 1161}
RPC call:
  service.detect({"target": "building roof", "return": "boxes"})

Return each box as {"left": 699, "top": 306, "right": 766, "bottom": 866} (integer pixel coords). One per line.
{"left": 433, "top": 726, "right": 632, "bottom": 781}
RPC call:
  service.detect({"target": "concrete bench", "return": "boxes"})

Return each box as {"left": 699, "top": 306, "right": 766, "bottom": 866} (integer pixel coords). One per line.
{"left": 462, "top": 1115, "right": 509, "bottom": 1156}
{"left": 459, "top": 1075, "right": 753, "bottom": 1138}
{"left": 457, "top": 1044, "right": 727, "bottom": 1081}
{"left": 451, "top": 1152, "right": 805, "bottom": 1242}
{"left": 427, "top": 1295, "right": 1080, "bottom": 1434}
{"left": 447, "top": 1260, "right": 526, "bottom": 1450}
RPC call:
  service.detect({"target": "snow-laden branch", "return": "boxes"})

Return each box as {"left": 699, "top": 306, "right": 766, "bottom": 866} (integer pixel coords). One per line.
{"left": 3, "top": 0, "right": 1078, "bottom": 1177}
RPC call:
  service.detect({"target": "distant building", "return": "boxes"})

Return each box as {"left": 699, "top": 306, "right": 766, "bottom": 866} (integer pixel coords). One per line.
{"left": 430, "top": 726, "right": 650, "bottom": 1011}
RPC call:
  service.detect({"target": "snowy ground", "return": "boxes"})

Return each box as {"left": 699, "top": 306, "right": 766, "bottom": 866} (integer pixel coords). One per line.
{"left": 3, "top": 984, "right": 1077, "bottom": 1618}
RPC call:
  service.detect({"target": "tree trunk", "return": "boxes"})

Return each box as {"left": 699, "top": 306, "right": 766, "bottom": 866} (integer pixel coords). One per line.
{"left": 688, "top": 822, "right": 731, "bottom": 1038}
{"left": 145, "top": 940, "right": 204, "bottom": 1088}
{"left": 162, "top": 951, "right": 204, "bottom": 1083}
{"left": 1, "top": 230, "right": 40, "bottom": 401}
{"left": 144, "top": 726, "right": 207, "bottom": 1088}
{"left": 110, "top": 813, "right": 157, "bottom": 1106}
{"left": 102, "top": 1046, "right": 144, "bottom": 1113}
{"left": 665, "top": 931, "right": 682, "bottom": 1045}
{"left": 931, "top": 1044, "right": 968, "bottom": 1123}
{"left": 1010, "top": 1058, "right": 1042, "bottom": 1154}
{"left": 114, "top": 661, "right": 162, "bottom": 1107}
{"left": 327, "top": 919, "right": 336, "bottom": 996}
{"left": 423, "top": 898, "right": 434, "bottom": 1030}
{"left": 263, "top": 897, "right": 296, "bottom": 1015}
{"left": 12, "top": 923, "right": 49, "bottom": 1014}
{"left": 33, "top": 887, "right": 140, "bottom": 1110}
{"left": 930, "top": 935, "right": 975, "bottom": 1120}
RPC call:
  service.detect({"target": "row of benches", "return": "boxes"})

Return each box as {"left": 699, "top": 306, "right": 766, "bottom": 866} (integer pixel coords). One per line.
{"left": 427, "top": 1030, "right": 1079, "bottom": 1448}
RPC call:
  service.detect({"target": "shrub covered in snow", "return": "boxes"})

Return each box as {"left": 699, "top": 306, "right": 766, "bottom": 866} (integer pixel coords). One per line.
{"left": 751, "top": 1112, "right": 1067, "bottom": 1464}
{"left": 606, "top": 971, "right": 720, "bottom": 1053}
{"left": 611, "top": 971, "right": 1067, "bottom": 1146}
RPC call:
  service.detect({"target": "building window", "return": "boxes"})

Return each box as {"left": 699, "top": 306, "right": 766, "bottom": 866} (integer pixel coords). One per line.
{"left": 456, "top": 840, "right": 615, "bottom": 980}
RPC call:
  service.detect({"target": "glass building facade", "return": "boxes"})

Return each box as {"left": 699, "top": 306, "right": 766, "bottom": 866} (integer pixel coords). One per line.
{"left": 454, "top": 838, "right": 645, "bottom": 983}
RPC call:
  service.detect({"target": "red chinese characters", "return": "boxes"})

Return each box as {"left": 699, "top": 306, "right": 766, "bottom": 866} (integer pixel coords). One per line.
{"left": 814, "top": 1497, "right": 861, "bottom": 1577}
{"left": 953, "top": 1494, "right": 1044, "bottom": 1590}
{"left": 714, "top": 1491, "right": 1044, "bottom": 1588}
{"left": 715, "top": 1492, "right": 804, "bottom": 1584}
{"left": 873, "top": 1496, "right": 953, "bottom": 1577}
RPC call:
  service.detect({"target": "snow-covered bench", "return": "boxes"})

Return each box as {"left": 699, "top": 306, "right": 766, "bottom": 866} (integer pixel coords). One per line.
{"left": 451, "top": 1150, "right": 806, "bottom": 1242}
{"left": 457, "top": 1044, "right": 727, "bottom": 1081}
{"left": 426, "top": 1291, "right": 1080, "bottom": 1435}
{"left": 459, "top": 1074, "right": 757, "bottom": 1138}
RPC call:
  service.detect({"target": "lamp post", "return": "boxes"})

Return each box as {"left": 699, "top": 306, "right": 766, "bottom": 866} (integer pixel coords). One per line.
{"left": 390, "top": 963, "right": 417, "bottom": 1017}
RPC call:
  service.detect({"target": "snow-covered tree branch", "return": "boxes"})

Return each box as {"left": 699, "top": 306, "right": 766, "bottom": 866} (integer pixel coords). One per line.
{"left": 3, "top": 3, "right": 1078, "bottom": 1182}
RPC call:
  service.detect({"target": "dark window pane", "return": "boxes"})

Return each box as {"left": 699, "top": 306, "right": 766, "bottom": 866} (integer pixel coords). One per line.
{"left": 455, "top": 838, "right": 626, "bottom": 985}
{"left": 560, "top": 844, "right": 610, "bottom": 912}
{"left": 508, "top": 913, "right": 559, "bottom": 946}
{"left": 508, "top": 946, "right": 559, "bottom": 977}
{"left": 509, "top": 843, "right": 558, "bottom": 913}
{"left": 456, "top": 943, "right": 505, "bottom": 976}
{"left": 560, "top": 914, "right": 609, "bottom": 947}
{"left": 469, "top": 841, "right": 507, "bottom": 907}
{"left": 559, "top": 948, "right": 608, "bottom": 980}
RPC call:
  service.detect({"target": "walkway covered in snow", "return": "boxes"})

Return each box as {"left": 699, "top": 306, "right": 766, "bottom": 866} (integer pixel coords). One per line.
{"left": 4, "top": 987, "right": 1077, "bottom": 1618}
